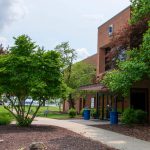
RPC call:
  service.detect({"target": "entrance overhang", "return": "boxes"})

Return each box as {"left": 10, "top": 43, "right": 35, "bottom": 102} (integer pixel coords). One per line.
{"left": 79, "top": 83, "right": 109, "bottom": 93}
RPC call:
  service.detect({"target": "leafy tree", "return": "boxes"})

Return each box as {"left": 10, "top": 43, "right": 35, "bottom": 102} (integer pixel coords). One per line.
{"left": 68, "top": 62, "right": 96, "bottom": 89}
{"left": 102, "top": 0, "right": 150, "bottom": 96}
{"left": 55, "top": 42, "right": 96, "bottom": 108}
{"left": 54, "top": 42, "right": 77, "bottom": 108}
{"left": 130, "top": 0, "right": 150, "bottom": 24}
{"left": 55, "top": 42, "right": 77, "bottom": 81}
{"left": 0, "top": 35, "right": 63, "bottom": 126}
{"left": 64, "top": 61, "right": 96, "bottom": 108}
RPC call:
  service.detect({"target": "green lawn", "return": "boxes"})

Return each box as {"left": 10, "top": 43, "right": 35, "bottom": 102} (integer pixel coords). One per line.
{"left": 0, "top": 105, "right": 59, "bottom": 113}
{"left": 0, "top": 106, "right": 9, "bottom": 113}
{"left": 0, "top": 105, "right": 81, "bottom": 120}
{"left": 25, "top": 105, "right": 59, "bottom": 113}
{"left": 37, "top": 113, "right": 70, "bottom": 119}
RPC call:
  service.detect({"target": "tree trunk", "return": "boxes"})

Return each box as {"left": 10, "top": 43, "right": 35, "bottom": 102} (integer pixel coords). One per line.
{"left": 68, "top": 94, "right": 75, "bottom": 109}
{"left": 43, "top": 100, "right": 46, "bottom": 106}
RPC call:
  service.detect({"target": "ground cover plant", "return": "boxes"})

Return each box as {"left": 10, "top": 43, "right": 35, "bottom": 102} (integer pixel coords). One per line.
{"left": 0, "top": 106, "right": 13, "bottom": 125}
{"left": 121, "top": 108, "right": 147, "bottom": 125}
{"left": 68, "top": 108, "right": 76, "bottom": 118}
{"left": 0, "top": 113, "right": 12, "bottom": 125}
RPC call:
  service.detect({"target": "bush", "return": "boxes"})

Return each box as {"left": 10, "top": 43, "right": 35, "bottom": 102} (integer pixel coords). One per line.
{"left": 121, "top": 108, "right": 147, "bottom": 125}
{"left": 121, "top": 108, "right": 136, "bottom": 125}
{"left": 80, "top": 109, "right": 84, "bottom": 116}
{"left": 135, "top": 109, "right": 147, "bottom": 124}
{"left": 0, "top": 113, "right": 12, "bottom": 125}
{"left": 16, "top": 116, "right": 32, "bottom": 127}
{"left": 68, "top": 108, "right": 76, "bottom": 118}
{"left": 90, "top": 108, "right": 97, "bottom": 118}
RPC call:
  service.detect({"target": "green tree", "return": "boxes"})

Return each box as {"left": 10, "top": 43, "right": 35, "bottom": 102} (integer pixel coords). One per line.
{"left": 0, "top": 35, "right": 63, "bottom": 126}
{"left": 55, "top": 42, "right": 77, "bottom": 81}
{"left": 130, "top": 0, "right": 150, "bottom": 24}
{"left": 54, "top": 42, "right": 77, "bottom": 108}
{"left": 55, "top": 42, "right": 96, "bottom": 108}
{"left": 64, "top": 61, "right": 96, "bottom": 108}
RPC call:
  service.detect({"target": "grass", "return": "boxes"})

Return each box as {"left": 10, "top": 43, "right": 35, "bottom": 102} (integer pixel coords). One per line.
{"left": 0, "top": 106, "right": 14, "bottom": 124}
{"left": 25, "top": 105, "right": 59, "bottom": 113}
{"left": 27, "top": 105, "right": 70, "bottom": 119}
{"left": 0, "top": 106, "right": 9, "bottom": 113}
{"left": 0, "top": 105, "right": 81, "bottom": 120}
{"left": 37, "top": 113, "right": 70, "bottom": 119}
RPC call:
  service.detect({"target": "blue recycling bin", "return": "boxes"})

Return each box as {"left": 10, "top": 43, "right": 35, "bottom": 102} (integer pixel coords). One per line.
{"left": 84, "top": 109, "right": 91, "bottom": 120}
{"left": 110, "top": 111, "right": 118, "bottom": 124}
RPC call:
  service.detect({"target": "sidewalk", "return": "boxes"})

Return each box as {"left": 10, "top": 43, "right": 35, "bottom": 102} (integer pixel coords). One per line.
{"left": 33, "top": 117, "right": 150, "bottom": 150}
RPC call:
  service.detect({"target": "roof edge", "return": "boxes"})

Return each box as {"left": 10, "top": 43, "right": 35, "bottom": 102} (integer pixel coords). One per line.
{"left": 98, "top": 6, "right": 130, "bottom": 29}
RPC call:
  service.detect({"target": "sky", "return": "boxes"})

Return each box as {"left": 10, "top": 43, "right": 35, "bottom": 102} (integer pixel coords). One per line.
{"left": 0, "top": 0, "right": 130, "bottom": 61}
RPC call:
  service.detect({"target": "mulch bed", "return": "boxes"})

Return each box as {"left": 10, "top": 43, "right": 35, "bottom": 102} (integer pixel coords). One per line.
{"left": 91, "top": 124, "right": 150, "bottom": 142}
{"left": 0, "top": 125, "right": 116, "bottom": 150}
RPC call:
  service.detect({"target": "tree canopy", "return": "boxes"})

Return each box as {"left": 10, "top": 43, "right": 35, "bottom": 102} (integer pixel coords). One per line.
{"left": 64, "top": 61, "right": 96, "bottom": 108}
{"left": 0, "top": 35, "right": 63, "bottom": 126}
{"left": 130, "top": 0, "right": 150, "bottom": 24}
{"left": 54, "top": 42, "right": 96, "bottom": 108}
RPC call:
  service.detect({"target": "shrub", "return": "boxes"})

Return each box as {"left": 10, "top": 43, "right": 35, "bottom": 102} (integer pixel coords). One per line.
{"left": 135, "top": 109, "right": 147, "bottom": 124}
{"left": 121, "top": 108, "right": 136, "bottom": 125}
{"left": 0, "top": 113, "right": 12, "bottom": 125}
{"left": 121, "top": 108, "right": 147, "bottom": 125}
{"left": 16, "top": 116, "right": 32, "bottom": 127}
{"left": 80, "top": 109, "right": 84, "bottom": 116}
{"left": 90, "top": 108, "right": 97, "bottom": 118}
{"left": 68, "top": 108, "right": 76, "bottom": 118}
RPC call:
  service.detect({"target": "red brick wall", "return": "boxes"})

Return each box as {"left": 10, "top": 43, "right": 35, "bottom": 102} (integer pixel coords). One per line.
{"left": 97, "top": 7, "right": 130, "bottom": 76}
{"left": 82, "top": 54, "right": 97, "bottom": 66}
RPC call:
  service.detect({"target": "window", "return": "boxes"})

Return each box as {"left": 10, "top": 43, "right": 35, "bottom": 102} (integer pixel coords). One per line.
{"left": 117, "top": 47, "right": 126, "bottom": 61}
{"left": 108, "top": 24, "right": 113, "bottom": 36}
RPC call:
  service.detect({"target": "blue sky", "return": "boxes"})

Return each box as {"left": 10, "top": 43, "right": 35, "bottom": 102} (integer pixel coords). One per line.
{"left": 0, "top": 0, "right": 130, "bottom": 61}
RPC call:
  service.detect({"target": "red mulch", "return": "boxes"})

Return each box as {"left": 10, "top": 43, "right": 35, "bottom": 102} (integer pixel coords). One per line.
{"left": 0, "top": 125, "right": 116, "bottom": 150}
{"left": 91, "top": 124, "right": 150, "bottom": 142}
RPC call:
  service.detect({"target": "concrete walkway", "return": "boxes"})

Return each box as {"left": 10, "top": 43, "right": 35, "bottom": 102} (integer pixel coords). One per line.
{"left": 66, "top": 118, "right": 110, "bottom": 125}
{"left": 33, "top": 117, "right": 150, "bottom": 150}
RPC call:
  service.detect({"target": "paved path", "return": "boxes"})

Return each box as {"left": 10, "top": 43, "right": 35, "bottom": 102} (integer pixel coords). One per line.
{"left": 33, "top": 117, "right": 150, "bottom": 150}
{"left": 66, "top": 119, "right": 109, "bottom": 126}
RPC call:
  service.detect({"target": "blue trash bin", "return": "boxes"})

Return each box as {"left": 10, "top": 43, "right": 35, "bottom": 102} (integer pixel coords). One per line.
{"left": 110, "top": 111, "right": 118, "bottom": 124}
{"left": 84, "top": 109, "right": 90, "bottom": 120}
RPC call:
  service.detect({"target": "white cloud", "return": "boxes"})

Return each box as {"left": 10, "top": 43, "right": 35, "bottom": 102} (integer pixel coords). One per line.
{"left": 76, "top": 48, "right": 90, "bottom": 62}
{"left": 0, "top": 0, "right": 28, "bottom": 31}
{"left": 0, "top": 36, "right": 7, "bottom": 47}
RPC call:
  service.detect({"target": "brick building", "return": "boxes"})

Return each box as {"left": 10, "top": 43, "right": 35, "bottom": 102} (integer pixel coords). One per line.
{"left": 64, "top": 6, "right": 150, "bottom": 122}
